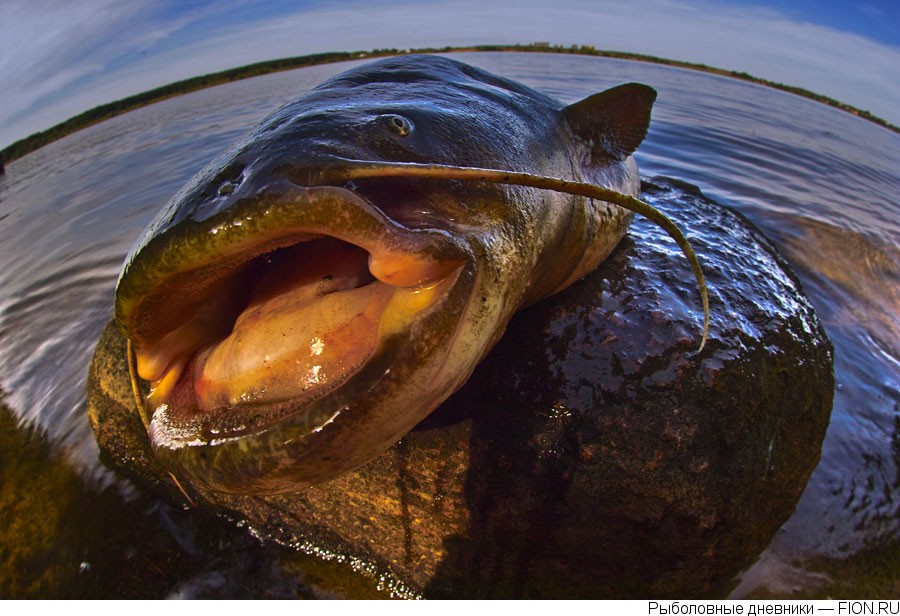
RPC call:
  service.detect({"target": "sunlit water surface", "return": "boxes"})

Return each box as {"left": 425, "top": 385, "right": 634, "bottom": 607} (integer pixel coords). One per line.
{"left": 0, "top": 52, "right": 897, "bottom": 598}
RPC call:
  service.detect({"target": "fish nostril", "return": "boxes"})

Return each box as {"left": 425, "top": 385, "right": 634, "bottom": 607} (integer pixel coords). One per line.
{"left": 212, "top": 162, "right": 246, "bottom": 197}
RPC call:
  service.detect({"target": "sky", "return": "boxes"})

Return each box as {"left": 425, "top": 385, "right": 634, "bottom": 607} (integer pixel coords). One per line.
{"left": 1, "top": 0, "right": 899, "bottom": 150}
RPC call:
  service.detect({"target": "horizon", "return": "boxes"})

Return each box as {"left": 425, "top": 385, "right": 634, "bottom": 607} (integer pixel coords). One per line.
{"left": 4, "top": 43, "right": 897, "bottom": 160}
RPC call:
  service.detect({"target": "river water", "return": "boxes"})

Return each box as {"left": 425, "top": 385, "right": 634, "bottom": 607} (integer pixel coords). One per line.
{"left": 0, "top": 52, "right": 897, "bottom": 598}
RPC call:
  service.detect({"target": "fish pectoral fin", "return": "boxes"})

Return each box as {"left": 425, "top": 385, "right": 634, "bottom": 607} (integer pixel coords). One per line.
{"left": 563, "top": 82, "right": 657, "bottom": 161}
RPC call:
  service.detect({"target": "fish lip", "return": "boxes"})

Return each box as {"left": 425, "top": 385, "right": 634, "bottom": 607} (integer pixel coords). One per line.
{"left": 116, "top": 180, "right": 468, "bottom": 339}
{"left": 117, "top": 180, "right": 473, "bottom": 448}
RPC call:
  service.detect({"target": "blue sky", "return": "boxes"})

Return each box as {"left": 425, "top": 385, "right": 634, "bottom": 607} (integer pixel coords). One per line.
{"left": 729, "top": 0, "right": 898, "bottom": 46}
{"left": 1, "top": 0, "right": 899, "bottom": 150}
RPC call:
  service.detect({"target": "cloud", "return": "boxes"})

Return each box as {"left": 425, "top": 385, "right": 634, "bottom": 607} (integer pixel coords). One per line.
{"left": 0, "top": 0, "right": 265, "bottom": 145}
{"left": 2, "top": 2, "right": 148, "bottom": 119}
{"left": 2, "top": 0, "right": 899, "bottom": 149}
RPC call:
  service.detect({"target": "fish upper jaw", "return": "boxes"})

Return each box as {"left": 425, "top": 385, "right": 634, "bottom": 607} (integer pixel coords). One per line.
{"left": 116, "top": 182, "right": 473, "bottom": 454}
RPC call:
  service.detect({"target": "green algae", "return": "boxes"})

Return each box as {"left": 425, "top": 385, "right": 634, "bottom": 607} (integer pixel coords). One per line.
{"left": 0, "top": 399, "right": 389, "bottom": 598}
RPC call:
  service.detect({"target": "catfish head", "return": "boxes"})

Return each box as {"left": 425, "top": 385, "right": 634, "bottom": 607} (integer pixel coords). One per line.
{"left": 115, "top": 55, "right": 707, "bottom": 494}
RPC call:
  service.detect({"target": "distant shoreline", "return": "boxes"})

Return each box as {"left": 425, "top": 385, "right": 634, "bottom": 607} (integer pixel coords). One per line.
{"left": 2, "top": 43, "right": 897, "bottom": 167}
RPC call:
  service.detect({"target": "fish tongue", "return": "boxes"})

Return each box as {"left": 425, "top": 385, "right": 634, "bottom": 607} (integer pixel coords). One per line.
{"left": 192, "top": 238, "right": 390, "bottom": 411}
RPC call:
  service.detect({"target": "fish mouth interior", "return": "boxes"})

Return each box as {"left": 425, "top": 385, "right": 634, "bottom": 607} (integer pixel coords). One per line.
{"left": 129, "top": 229, "right": 462, "bottom": 440}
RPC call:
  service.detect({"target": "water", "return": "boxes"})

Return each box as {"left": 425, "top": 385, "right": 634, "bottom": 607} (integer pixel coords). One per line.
{"left": 0, "top": 52, "right": 897, "bottom": 598}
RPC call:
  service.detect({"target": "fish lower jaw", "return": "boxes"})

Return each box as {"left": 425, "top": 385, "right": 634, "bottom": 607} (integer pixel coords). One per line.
{"left": 136, "top": 267, "right": 461, "bottom": 442}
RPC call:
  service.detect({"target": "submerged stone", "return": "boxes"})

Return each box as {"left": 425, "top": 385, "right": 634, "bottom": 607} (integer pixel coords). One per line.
{"left": 88, "top": 177, "right": 833, "bottom": 598}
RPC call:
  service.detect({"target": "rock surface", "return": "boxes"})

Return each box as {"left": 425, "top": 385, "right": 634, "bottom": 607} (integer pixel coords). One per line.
{"left": 88, "top": 177, "right": 834, "bottom": 598}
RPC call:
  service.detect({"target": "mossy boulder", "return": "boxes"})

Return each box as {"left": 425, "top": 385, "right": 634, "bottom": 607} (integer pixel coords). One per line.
{"left": 88, "top": 177, "right": 833, "bottom": 598}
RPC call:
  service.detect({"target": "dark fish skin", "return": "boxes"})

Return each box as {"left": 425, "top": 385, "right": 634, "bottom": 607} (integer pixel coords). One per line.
{"left": 114, "top": 55, "right": 659, "bottom": 494}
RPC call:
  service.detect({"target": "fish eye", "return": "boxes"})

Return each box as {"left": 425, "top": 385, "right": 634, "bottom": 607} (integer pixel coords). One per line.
{"left": 382, "top": 114, "right": 413, "bottom": 137}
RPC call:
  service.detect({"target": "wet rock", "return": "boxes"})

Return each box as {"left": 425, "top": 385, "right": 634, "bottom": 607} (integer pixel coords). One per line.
{"left": 88, "top": 177, "right": 833, "bottom": 598}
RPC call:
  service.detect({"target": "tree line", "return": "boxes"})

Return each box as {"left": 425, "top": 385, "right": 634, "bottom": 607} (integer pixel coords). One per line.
{"left": 2, "top": 43, "right": 896, "bottom": 168}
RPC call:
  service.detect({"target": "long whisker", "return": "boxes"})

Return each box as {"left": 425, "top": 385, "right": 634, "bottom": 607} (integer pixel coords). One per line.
{"left": 316, "top": 159, "right": 709, "bottom": 352}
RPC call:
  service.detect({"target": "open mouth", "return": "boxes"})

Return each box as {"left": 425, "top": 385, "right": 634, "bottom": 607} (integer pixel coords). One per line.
{"left": 116, "top": 182, "right": 466, "bottom": 444}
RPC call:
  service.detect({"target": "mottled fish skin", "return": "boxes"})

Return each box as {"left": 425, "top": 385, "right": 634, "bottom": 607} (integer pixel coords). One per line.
{"left": 115, "top": 55, "right": 657, "bottom": 494}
